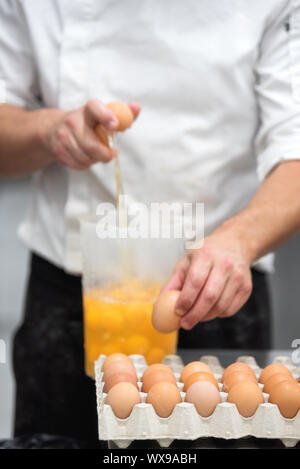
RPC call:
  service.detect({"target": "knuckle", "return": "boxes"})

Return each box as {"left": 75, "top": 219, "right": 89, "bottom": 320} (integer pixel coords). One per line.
{"left": 86, "top": 99, "right": 97, "bottom": 111}
{"left": 190, "top": 271, "right": 203, "bottom": 290}
{"left": 102, "top": 157, "right": 112, "bottom": 164}
{"left": 200, "top": 246, "right": 213, "bottom": 260}
{"left": 177, "top": 295, "right": 192, "bottom": 311}
{"left": 234, "top": 269, "right": 244, "bottom": 284}
{"left": 214, "top": 301, "right": 227, "bottom": 315}
{"left": 101, "top": 149, "right": 113, "bottom": 162}
{"left": 225, "top": 309, "right": 236, "bottom": 318}
{"left": 204, "top": 288, "right": 217, "bottom": 304}
{"left": 56, "top": 126, "right": 68, "bottom": 142}
{"left": 181, "top": 314, "right": 197, "bottom": 330}
{"left": 84, "top": 142, "right": 98, "bottom": 157}
{"left": 241, "top": 280, "right": 252, "bottom": 296}
{"left": 65, "top": 114, "right": 78, "bottom": 130}
{"left": 83, "top": 140, "right": 111, "bottom": 162}
{"left": 53, "top": 147, "right": 69, "bottom": 166}
{"left": 76, "top": 157, "right": 90, "bottom": 169}
{"left": 52, "top": 142, "right": 61, "bottom": 158}
{"left": 221, "top": 256, "right": 233, "bottom": 273}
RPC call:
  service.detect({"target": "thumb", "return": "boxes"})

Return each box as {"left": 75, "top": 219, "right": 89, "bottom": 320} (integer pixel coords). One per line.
{"left": 128, "top": 102, "right": 141, "bottom": 121}
{"left": 85, "top": 99, "right": 118, "bottom": 130}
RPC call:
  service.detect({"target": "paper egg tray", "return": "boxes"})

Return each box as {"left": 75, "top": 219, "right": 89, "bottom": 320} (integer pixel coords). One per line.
{"left": 95, "top": 354, "right": 300, "bottom": 448}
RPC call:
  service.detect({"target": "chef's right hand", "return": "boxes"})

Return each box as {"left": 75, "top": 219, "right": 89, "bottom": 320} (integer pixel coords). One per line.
{"left": 47, "top": 99, "right": 139, "bottom": 170}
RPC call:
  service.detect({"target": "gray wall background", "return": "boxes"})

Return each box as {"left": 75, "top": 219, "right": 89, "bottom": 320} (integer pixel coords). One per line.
{"left": 0, "top": 178, "right": 300, "bottom": 438}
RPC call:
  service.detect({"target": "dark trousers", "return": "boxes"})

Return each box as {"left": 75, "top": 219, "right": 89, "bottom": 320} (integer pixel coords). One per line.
{"left": 13, "top": 253, "right": 272, "bottom": 441}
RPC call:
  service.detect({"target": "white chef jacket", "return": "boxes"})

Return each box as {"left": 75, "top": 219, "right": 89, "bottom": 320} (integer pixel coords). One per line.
{"left": 1, "top": 0, "right": 300, "bottom": 274}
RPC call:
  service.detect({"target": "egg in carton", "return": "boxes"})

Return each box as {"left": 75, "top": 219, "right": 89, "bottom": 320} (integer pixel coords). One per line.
{"left": 95, "top": 354, "right": 300, "bottom": 448}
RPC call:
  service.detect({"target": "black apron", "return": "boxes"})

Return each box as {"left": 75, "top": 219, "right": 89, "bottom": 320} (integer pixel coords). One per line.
{"left": 13, "top": 253, "right": 272, "bottom": 441}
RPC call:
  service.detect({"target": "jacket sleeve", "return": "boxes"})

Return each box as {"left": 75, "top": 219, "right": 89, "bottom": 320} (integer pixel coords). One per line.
{"left": 255, "top": 0, "right": 300, "bottom": 180}
{"left": 0, "top": 0, "right": 41, "bottom": 109}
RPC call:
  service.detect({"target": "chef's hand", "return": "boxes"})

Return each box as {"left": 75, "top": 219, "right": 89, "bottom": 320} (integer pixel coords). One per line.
{"left": 47, "top": 99, "right": 140, "bottom": 170}
{"left": 161, "top": 228, "right": 253, "bottom": 329}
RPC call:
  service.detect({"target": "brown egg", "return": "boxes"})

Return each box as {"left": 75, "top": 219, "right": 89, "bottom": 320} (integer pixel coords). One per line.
{"left": 103, "top": 372, "right": 138, "bottom": 393}
{"left": 223, "top": 371, "right": 257, "bottom": 393}
{"left": 221, "top": 362, "right": 256, "bottom": 383}
{"left": 180, "top": 361, "right": 214, "bottom": 384}
{"left": 259, "top": 363, "right": 292, "bottom": 385}
{"left": 269, "top": 380, "right": 300, "bottom": 418}
{"left": 264, "top": 373, "right": 296, "bottom": 394}
{"left": 183, "top": 371, "right": 219, "bottom": 392}
{"left": 142, "top": 370, "right": 176, "bottom": 393}
{"left": 185, "top": 381, "right": 221, "bottom": 417}
{"left": 106, "top": 382, "right": 141, "bottom": 419}
{"left": 107, "top": 101, "right": 133, "bottom": 131}
{"left": 227, "top": 381, "right": 264, "bottom": 417}
{"left": 102, "top": 353, "right": 134, "bottom": 373}
{"left": 142, "top": 364, "right": 174, "bottom": 383}
{"left": 146, "top": 382, "right": 182, "bottom": 417}
{"left": 103, "top": 360, "right": 137, "bottom": 382}
{"left": 152, "top": 290, "right": 181, "bottom": 334}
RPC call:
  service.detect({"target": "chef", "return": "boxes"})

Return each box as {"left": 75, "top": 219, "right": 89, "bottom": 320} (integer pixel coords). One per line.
{"left": 1, "top": 0, "right": 300, "bottom": 443}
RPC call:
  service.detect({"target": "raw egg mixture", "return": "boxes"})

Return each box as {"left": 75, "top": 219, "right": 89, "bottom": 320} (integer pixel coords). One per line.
{"left": 101, "top": 353, "right": 300, "bottom": 422}
{"left": 85, "top": 103, "right": 179, "bottom": 377}
{"left": 83, "top": 280, "right": 178, "bottom": 377}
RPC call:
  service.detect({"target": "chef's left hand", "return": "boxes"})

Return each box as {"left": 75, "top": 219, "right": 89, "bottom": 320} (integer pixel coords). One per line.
{"left": 161, "top": 228, "right": 253, "bottom": 329}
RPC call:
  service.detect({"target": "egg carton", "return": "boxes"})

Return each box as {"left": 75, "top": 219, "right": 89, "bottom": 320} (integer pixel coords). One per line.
{"left": 95, "top": 354, "right": 300, "bottom": 448}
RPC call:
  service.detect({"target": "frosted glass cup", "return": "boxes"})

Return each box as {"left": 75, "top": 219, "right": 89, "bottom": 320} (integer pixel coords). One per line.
{"left": 80, "top": 214, "right": 185, "bottom": 378}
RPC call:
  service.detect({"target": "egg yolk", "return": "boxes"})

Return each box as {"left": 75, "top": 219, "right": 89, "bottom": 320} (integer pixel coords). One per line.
{"left": 83, "top": 278, "right": 178, "bottom": 377}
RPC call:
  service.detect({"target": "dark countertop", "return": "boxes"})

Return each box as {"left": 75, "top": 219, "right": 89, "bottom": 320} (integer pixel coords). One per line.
{"left": 1, "top": 349, "right": 299, "bottom": 449}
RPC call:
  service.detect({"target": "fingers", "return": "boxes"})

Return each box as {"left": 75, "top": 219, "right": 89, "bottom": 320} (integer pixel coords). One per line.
{"left": 128, "top": 102, "right": 141, "bottom": 121}
{"left": 52, "top": 99, "right": 140, "bottom": 170}
{"left": 196, "top": 272, "right": 242, "bottom": 323}
{"left": 220, "top": 276, "right": 252, "bottom": 319}
{"left": 51, "top": 127, "right": 89, "bottom": 170}
{"left": 54, "top": 106, "right": 116, "bottom": 168}
{"left": 175, "top": 249, "right": 212, "bottom": 316}
{"left": 180, "top": 266, "right": 227, "bottom": 329}
{"left": 52, "top": 121, "right": 113, "bottom": 169}
{"left": 52, "top": 145, "right": 85, "bottom": 171}
{"left": 72, "top": 125, "right": 114, "bottom": 164}
{"left": 84, "top": 99, "right": 118, "bottom": 131}
{"left": 175, "top": 246, "right": 252, "bottom": 329}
